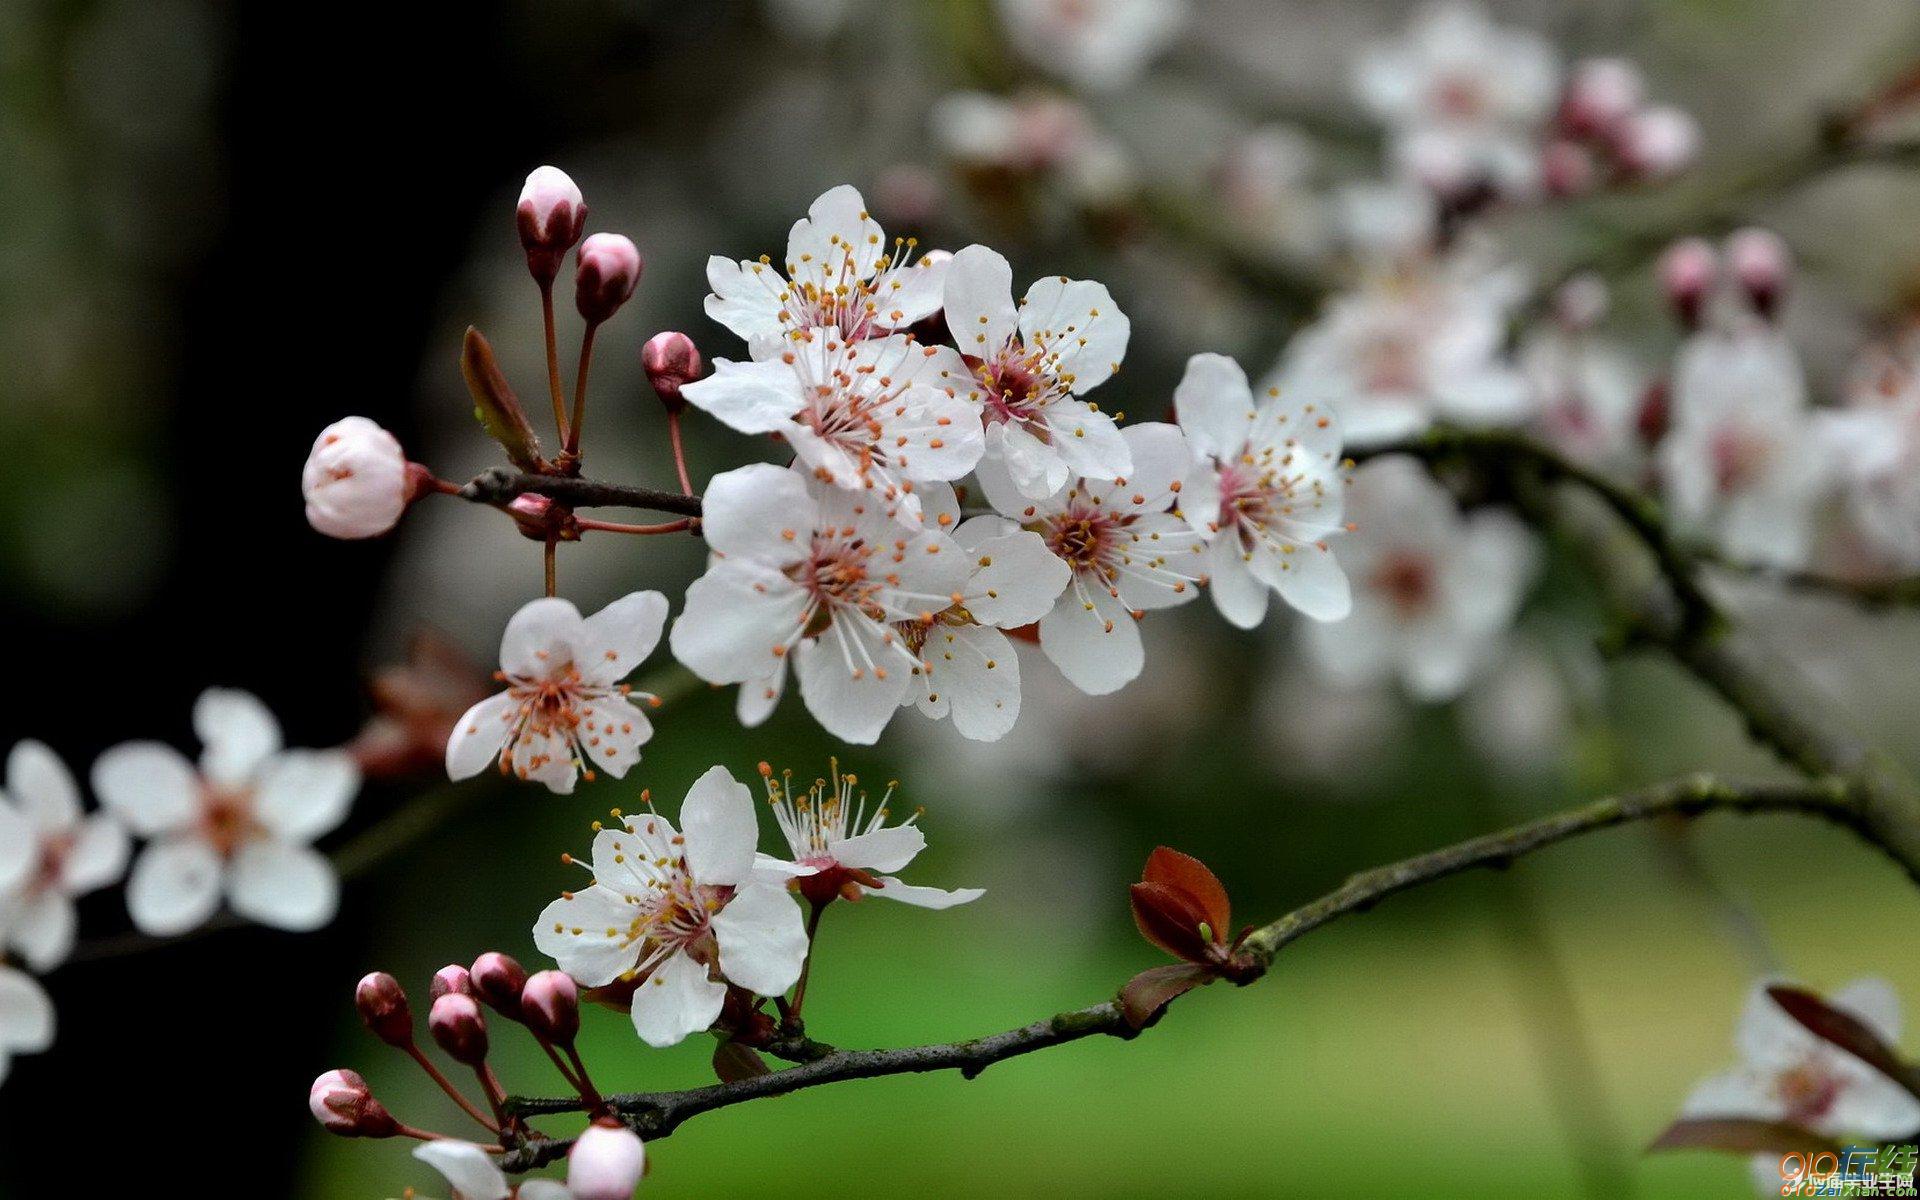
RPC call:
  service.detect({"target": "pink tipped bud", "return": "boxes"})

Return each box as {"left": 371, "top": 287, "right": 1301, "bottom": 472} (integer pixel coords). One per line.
{"left": 355, "top": 972, "right": 413, "bottom": 1047}
{"left": 309, "top": 1068, "right": 398, "bottom": 1138}
{"left": 519, "top": 166, "right": 588, "bottom": 286}
{"left": 642, "top": 331, "right": 703, "bottom": 415}
{"left": 430, "top": 964, "right": 474, "bottom": 1001}
{"left": 1553, "top": 273, "right": 1609, "bottom": 332}
{"left": 303, "top": 417, "right": 412, "bottom": 540}
{"left": 1616, "top": 106, "right": 1699, "bottom": 178}
{"left": 1727, "top": 227, "right": 1791, "bottom": 320}
{"left": 575, "top": 233, "right": 642, "bottom": 324}
{"left": 1658, "top": 238, "right": 1718, "bottom": 330}
{"left": 521, "top": 970, "right": 581, "bottom": 1046}
{"left": 1559, "top": 58, "right": 1643, "bottom": 140}
{"left": 1539, "top": 140, "right": 1597, "bottom": 198}
{"left": 471, "top": 952, "right": 529, "bottom": 1020}
{"left": 567, "top": 1119, "right": 647, "bottom": 1200}
{"left": 428, "top": 992, "right": 490, "bottom": 1066}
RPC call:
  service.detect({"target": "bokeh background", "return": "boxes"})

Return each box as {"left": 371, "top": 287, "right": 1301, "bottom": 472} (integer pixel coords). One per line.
{"left": 5, "top": 0, "right": 1920, "bottom": 1195}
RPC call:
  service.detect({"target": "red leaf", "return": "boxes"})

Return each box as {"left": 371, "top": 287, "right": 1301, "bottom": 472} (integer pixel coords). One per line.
{"left": 1648, "top": 1116, "right": 1841, "bottom": 1157}
{"left": 1118, "top": 963, "right": 1216, "bottom": 1030}
{"left": 1767, "top": 985, "right": 1920, "bottom": 1099}
{"left": 1141, "top": 847, "right": 1231, "bottom": 938}
{"left": 712, "top": 1039, "right": 772, "bottom": 1084}
{"left": 1129, "top": 881, "right": 1214, "bottom": 964}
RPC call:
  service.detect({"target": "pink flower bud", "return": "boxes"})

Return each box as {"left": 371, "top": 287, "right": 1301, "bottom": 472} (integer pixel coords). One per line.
{"left": 1559, "top": 58, "right": 1643, "bottom": 140}
{"left": 567, "top": 1119, "right": 647, "bottom": 1200}
{"left": 470, "top": 951, "right": 528, "bottom": 1019}
{"left": 428, "top": 992, "right": 489, "bottom": 1066}
{"left": 1658, "top": 238, "right": 1718, "bottom": 330}
{"left": 1616, "top": 106, "right": 1699, "bottom": 178}
{"left": 1553, "top": 274, "right": 1609, "bottom": 332}
{"left": 519, "top": 166, "right": 588, "bottom": 286}
{"left": 575, "top": 233, "right": 642, "bottom": 324}
{"left": 430, "top": 964, "right": 474, "bottom": 1001}
{"left": 1539, "top": 140, "right": 1596, "bottom": 198}
{"left": 355, "top": 971, "right": 413, "bottom": 1047}
{"left": 303, "top": 417, "right": 411, "bottom": 539}
{"left": 1727, "top": 227, "right": 1791, "bottom": 320}
{"left": 641, "top": 331, "right": 703, "bottom": 415}
{"left": 309, "top": 1068, "right": 398, "bottom": 1138}
{"left": 521, "top": 970, "right": 581, "bottom": 1046}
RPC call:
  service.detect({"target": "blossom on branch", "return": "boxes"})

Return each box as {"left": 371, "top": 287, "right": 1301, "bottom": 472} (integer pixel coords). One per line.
{"left": 302, "top": 415, "right": 417, "bottom": 540}
{"left": 761, "top": 761, "right": 983, "bottom": 909}
{"left": 0, "top": 741, "right": 129, "bottom": 972}
{"left": 92, "top": 689, "right": 359, "bottom": 935}
{"left": 414, "top": 1139, "right": 576, "bottom": 1200}
{"left": 993, "top": 0, "right": 1188, "bottom": 94}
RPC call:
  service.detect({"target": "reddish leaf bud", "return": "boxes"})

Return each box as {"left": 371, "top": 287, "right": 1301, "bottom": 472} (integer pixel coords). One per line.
{"left": 471, "top": 951, "right": 529, "bottom": 1020}
{"left": 1130, "top": 847, "right": 1235, "bottom": 967}
{"left": 355, "top": 972, "right": 413, "bottom": 1048}
{"left": 309, "top": 1068, "right": 399, "bottom": 1138}
{"left": 642, "top": 331, "right": 703, "bottom": 415}
{"left": 575, "top": 233, "right": 643, "bottom": 324}
{"left": 428, "top": 992, "right": 490, "bottom": 1066}
{"left": 567, "top": 1119, "right": 647, "bottom": 1200}
{"left": 430, "top": 964, "right": 474, "bottom": 1001}
{"left": 1657, "top": 238, "right": 1717, "bottom": 331}
{"left": 1727, "top": 227, "right": 1791, "bottom": 321}
{"left": 519, "top": 166, "right": 588, "bottom": 286}
{"left": 521, "top": 970, "right": 581, "bottom": 1046}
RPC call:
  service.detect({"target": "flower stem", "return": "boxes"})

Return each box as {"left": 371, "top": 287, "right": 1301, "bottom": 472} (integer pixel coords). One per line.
{"left": 576, "top": 516, "right": 694, "bottom": 536}
{"left": 666, "top": 410, "right": 695, "bottom": 495}
{"left": 564, "top": 321, "right": 599, "bottom": 456}
{"left": 543, "top": 537, "right": 557, "bottom": 598}
{"left": 785, "top": 900, "right": 829, "bottom": 1030}
{"left": 403, "top": 1044, "right": 500, "bottom": 1134}
{"left": 540, "top": 281, "right": 569, "bottom": 444}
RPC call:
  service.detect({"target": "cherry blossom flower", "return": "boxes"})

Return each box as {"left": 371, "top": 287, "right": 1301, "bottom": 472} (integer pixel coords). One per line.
{"left": 679, "top": 326, "right": 985, "bottom": 526}
{"left": 668, "top": 463, "right": 967, "bottom": 744}
{"left": 1355, "top": 1, "right": 1561, "bottom": 199}
{"left": 1171, "top": 352, "right": 1350, "bottom": 628}
{"left": 0, "top": 965, "right": 53, "bottom": 1088}
{"left": 413, "top": 1140, "right": 574, "bottom": 1200}
{"left": 0, "top": 741, "right": 129, "bottom": 972}
{"left": 1820, "top": 333, "right": 1920, "bottom": 570}
{"left": 994, "top": 0, "right": 1187, "bottom": 94}
{"left": 1214, "top": 126, "right": 1329, "bottom": 263}
{"left": 976, "top": 422, "right": 1209, "bottom": 695}
{"left": 1519, "top": 286, "right": 1647, "bottom": 470}
{"left": 944, "top": 244, "right": 1133, "bottom": 500}
{"left": 1683, "top": 979, "right": 1920, "bottom": 1188}
{"left": 533, "top": 766, "right": 808, "bottom": 1048}
{"left": 1302, "top": 456, "right": 1536, "bottom": 701}
{"left": 302, "top": 416, "right": 414, "bottom": 539}
{"left": 931, "top": 91, "right": 1137, "bottom": 209}
{"left": 703, "top": 184, "right": 948, "bottom": 346}
{"left": 761, "top": 761, "right": 984, "bottom": 909}
{"left": 91, "top": 689, "right": 359, "bottom": 936}
{"left": 1270, "top": 249, "right": 1530, "bottom": 446}
{"left": 446, "top": 592, "right": 670, "bottom": 794}
{"left": 1658, "top": 325, "right": 1831, "bottom": 570}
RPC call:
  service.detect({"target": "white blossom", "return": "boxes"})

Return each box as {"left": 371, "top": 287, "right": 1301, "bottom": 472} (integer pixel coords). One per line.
{"left": 1519, "top": 321, "right": 1646, "bottom": 470}
{"left": 1172, "top": 353, "right": 1350, "bottom": 627}
{"left": 446, "top": 593, "right": 670, "bottom": 794}
{"left": 1302, "top": 456, "right": 1536, "bottom": 701}
{"left": 92, "top": 689, "right": 359, "bottom": 936}
{"left": 0, "top": 966, "right": 53, "bottom": 1089}
{"left": 302, "top": 416, "right": 411, "bottom": 540}
{"left": 931, "top": 91, "right": 1135, "bottom": 207}
{"left": 413, "top": 1140, "right": 574, "bottom": 1200}
{"left": 944, "top": 244, "right": 1133, "bottom": 500}
{"left": 1820, "top": 334, "right": 1920, "bottom": 569}
{"left": 533, "top": 766, "right": 808, "bottom": 1049}
{"left": 0, "top": 741, "right": 129, "bottom": 972}
{"left": 762, "top": 761, "right": 984, "bottom": 908}
{"left": 976, "top": 421, "right": 1209, "bottom": 695}
{"left": 669, "top": 463, "right": 968, "bottom": 744}
{"left": 994, "top": 0, "right": 1187, "bottom": 94}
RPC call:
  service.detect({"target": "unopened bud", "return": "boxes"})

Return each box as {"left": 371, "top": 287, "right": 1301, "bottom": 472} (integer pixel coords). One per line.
{"left": 1727, "top": 227, "right": 1791, "bottom": 320}
{"left": 1616, "top": 106, "right": 1699, "bottom": 178}
{"left": 575, "top": 233, "right": 643, "bottom": 324}
{"left": 519, "top": 166, "right": 588, "bottom": 286}
{"left": 1553, "top": 273, "right": 1609, "bottom": 332}
{"left": 1539, "top": 140, "right": 1596, "bottom": 199}
{"left": 428, "top": 992, "right": 490, "bottom": 1066}
{"left": 521, "top": 970, "right": 581, "bottom": 1046}
{"left": 303, "top": 417, "right": 412, "bottom": 540}
{"left": 471, "top": 951, "right": 528, "bottom": 1020}
{"left": 567, "top": 1119, "right": 647, "bottom": 1200}
{"left": 1559, "top": 58, "right": 1643, "bottom": 140}
{"left": 430, "top": 964, "right": 474, "bottom": 1001}
{"left": 309, "top": 1068, "right": 398, "bottom": 1138}
{"left": 642, "top": 331, "right": 703, "bottom": 415}
{"left": 355, "top": 972, "right": 413, "bottom": 1047}
{"left": 1658, "top": 238, "right": 1718, "bottom": 330}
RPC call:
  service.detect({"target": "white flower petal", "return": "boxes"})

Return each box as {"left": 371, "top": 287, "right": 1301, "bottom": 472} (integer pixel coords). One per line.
{"left": 1041, "top": 398, "right": 1131, "bottom": 484}
{"left": 92, "top": 742, "right": 201, "bottom": 835}
{"left": 445, "top": 692, "right": 519, "bottom": 782}
{"left": 228, "top": 839, "right": 338, "bottom": 931}
{"left": 413, "top": 1141, "right": 511, "bottom": 1200}
{"left": 711, "top": 881, "right": 808, "bottom": 997}
{"left": 577, "top": 694, "right": 653, "bottom": 780}
{"left": 793, "top": 617, "right": 914, "bottom": 744}
{"left": 681, "top": 765, "right": 759, "bottom": 888}
{"left": 126, "top": 836, "right": 224, "bottom": 936}
{"left": 578, "top": 591, "right": 670, "bottom": 686}
{"left": 630, "top": 949, "right": 727, "bottom": 1048}
{"left": 828, "top": 824, "right": 925, "bottom": 873}
{"left": 699, "top": 463, "right": 819, "bottom": 564}
{"left": 1270, "top": 538, "right": 1353, "bottom": 622}
{"left": 0, "top": 966, "right": 54, "bottom": 1054}
{"left": 965, "top": 530, "right": 1071, "bottom": 628}
{"left": 7, "top": 892, "right": 76, "bottom": 974}
{"left": 500, "top": 597, "right": 586, "bottom": 681}
{"left": 680, "top": 356, "right": 806, "bottom": 434}
{"left": 1680, "top": 1067, "right": 1785, "bottom": 1121}
{"left": 534, "top": 885, "right": 645, "bottom": 988}
{"left": 865, "top": 876, "right": 985, "bottom": 909}
{"left": 704, "top": 254, "right": 788, "bottom": 344}
{"left": 7, "top": 741, "right": 80, "bottom": 833}
{"left": 252, "top": 750, "right": 358, "bottom": 844}
{"left": 193, "top": 688, "right": 283, "bottom": 786}
{"left": 60, "top": 815, "right": 130, "bottom": 895}
{"left": 1173, "top": 352, "right": 1255, "bottom": 462}
{"left": 0, "top": 808, "right": 31, "bottom": 895}
{"left": 1018, "top": 274, "right": 1129, "bottom": 394}
{"left": 943, "top": 244, "right": 1019, "bottom": 355}
{"left": 670, "top": 562, "right": 810, "bottom": 684}
{"left": 1038, "top": 584, "right": 1143, "bottom": 695}
{"left": 1206, "top": 537, "right": 1270, "bottom": 629}
{"left": 919, "top": 624, "right": 1022, "bottom": 742}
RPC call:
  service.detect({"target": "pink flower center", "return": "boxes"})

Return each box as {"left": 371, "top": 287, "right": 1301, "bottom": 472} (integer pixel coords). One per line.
{"left": 1044, "top": 504, "right": 1127, "bottom": 576}
{"left": 1709, "top": 423, "right": 1774, "bottom": 495}
{"left": 1372, "top": 549, "right": 1437, "bottom": 617}
{"left": 1432, "top": 76, "right": 1489, "bottom": 121}
{"left": 977, "top": 349, "right": 1061, "bottom": 433}
{"left": 797, "top": 535, "right": 883, "bottom": 621}
{"left": 1776, "top": 1060, "right": 1843, "bottom": 1126}
{"left": 199, "top": 784, "right": 263, "bottom": 859}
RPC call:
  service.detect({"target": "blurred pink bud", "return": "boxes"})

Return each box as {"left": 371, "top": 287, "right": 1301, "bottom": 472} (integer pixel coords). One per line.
{"left": 1553, "top": 273, "right": 1609, "bottom": 332}
{"left": 1540, "top": 140, "right": 1597, "bottom": 198}
{"left": 430, "top": 964, "right": 474, "bottom": 1001}
{"left": 1617, "top": 106, "right": 1699, "bottom": 178}
{"left": 641, "top": 331, "right": 703, "bottom": 415}
{"left": 303, "top": 417, "right": 411, "bottom": 540}
{"left": 876, "top": 164, "right": 942, "bottom": 226}
{"left": 519, "top": 166, "right": 588, "bottom": 286}
{"left": 575, "top": 233, "right": 643, "bottom": 324}
{"left": 568, "top": 1119, "right": 647, "bottom": 1200}
{"left": 471, "top": 951, "right": 528, "bottom": 1019}
{"left": 309, "top": 1068, "right": 399, "bottom": 1138}
{"left": 1658, "top": 238, "right": 1718, "bottom": 330}
{"left": 521, "top": 970, "right": 581, "bottom": 1046}
{"left": 1559, "top": 58, "right": 1643, "bottom": 140}
{"left": 355, "top": 972, "right": 413, "bottom": 1047}
{"left": 429, "top": 992, "right": 490, "bottom": 1066}
{"left": 1727, "top": 227, "right": 1791, "bottom": 319}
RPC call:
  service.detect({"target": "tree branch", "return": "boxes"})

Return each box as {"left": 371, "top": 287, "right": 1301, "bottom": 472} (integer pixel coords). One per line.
{"left": 459, "top": 467, "right": 703, "bottom": 517}
{"left": 499, "top": 774, "right": 1861, "bottom": 1169}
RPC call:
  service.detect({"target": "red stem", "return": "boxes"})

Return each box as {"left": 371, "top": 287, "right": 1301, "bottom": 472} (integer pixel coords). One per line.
{"left": 666, "top": 410, "right": 695, "bottom": 495}
{"left": 541, "top": 281, "right": 569, "bottom": 444}
{"left": 576, "top": 516, "right": 694, "bottom": 536}
{"left": 403, "top": 1044, "right": 500, "bottom": 1134}
{"left": 564, "top": 321, "right": 600, "bottom": 456}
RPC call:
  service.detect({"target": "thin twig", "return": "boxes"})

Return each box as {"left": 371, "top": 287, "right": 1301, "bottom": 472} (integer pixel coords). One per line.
{"left": 459, "top": 468, "right": 703, "bottom": 517}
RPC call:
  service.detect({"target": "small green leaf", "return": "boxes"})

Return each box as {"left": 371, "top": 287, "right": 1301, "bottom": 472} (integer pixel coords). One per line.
{"left": 461, "top": 326, "right": 543, "bottom": 471}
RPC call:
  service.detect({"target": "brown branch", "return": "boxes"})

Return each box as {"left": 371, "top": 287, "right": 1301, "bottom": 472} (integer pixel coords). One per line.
{"left": 459, "top": 467, "right": 703, "bottom": 517}
{"left": 499, "top": 774, "right": 1862, "bottom": 1170}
